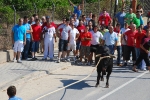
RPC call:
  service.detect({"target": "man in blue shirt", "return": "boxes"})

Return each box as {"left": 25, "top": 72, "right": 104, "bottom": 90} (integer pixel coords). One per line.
{"left": 115, "top": 8, "right": 126, "bottom": 28}
{"left": 69, "top": 0, "right": 82, "bottom": 19}
{"left": 12, "top": 18, "right": 26, "bottom": 63}
{"left": 102, "top": 26, "right": 118, "bottom": 55}
{"left": 7, "top": 86, "right": 22, "bottom": 100}
{"left": 23, "top": 16, "right": 33, "bottom": 60}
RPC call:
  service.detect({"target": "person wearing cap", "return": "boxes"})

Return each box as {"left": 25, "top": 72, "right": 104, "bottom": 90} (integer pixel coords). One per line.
{"left": 42, "top": 16, "right": 57, "bottom": 61}
{"left": 66, "top": 23, "right": 80, "bottom": 62}
{"left": 57, "top": 18, "right": 72, "bottom": 63}
{"left": 115, "top": 8, "right": 126, "bottom": 28}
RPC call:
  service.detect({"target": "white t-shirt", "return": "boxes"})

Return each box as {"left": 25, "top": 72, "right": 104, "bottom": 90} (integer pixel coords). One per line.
{"left": 43, "top": 26, "right": 55, "bottom": 39}
{"left": 69, "top": 28, "right": 79, "bottom": 44}
{"left": 91, "top": 31, "right": 103, "bottom": 45}
{"left": 74, "top": 19, "right": 79, "bottom": 27}
{"left": 58, "top": 25, "right": 72, "bottom": 40}
{"left": 120, "top": 28, "right": 130, "bottom": 45}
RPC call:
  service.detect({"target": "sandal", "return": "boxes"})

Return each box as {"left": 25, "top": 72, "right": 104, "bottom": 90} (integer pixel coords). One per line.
{"left": 147, "top": 67, "right": 150, "bottom": 72}
{"left": 132, "top": 68, "right": 138, "bottom": 72}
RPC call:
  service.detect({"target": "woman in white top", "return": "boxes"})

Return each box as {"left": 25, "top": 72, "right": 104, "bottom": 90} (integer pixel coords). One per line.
{"left": 115, "top": 23, "right": 122, "bottom": 66}
{"left": 88, "top": 26, "right": 103, "bottom": 65}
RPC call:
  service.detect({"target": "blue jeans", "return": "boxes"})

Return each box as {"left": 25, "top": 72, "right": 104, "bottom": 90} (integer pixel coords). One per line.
{"left": 32, "top": 41, "right": 39, "bottom": 52}
{"left": 106, "top": 45, "right": 115, "bottom": 55}
{"left": 135, "top": 48, "right": 142, "bottom": 69}
{"left": 117, "top": 46, "right": 121, "bottom": 64}
{"left": 24, "top": 38, "right": 31, "bottom": 59}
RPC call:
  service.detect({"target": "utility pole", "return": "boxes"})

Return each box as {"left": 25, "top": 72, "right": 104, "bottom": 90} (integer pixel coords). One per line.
{"left": 132, "top": 0, "right": 137, "bottom": 13}
{"left": 113, "top": 0, "right": 118, "bottom": 26}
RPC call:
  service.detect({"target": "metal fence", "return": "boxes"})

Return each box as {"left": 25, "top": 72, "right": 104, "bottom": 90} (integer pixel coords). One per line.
{"left": 0, "top": 0, "right": 149, "bottom": 50}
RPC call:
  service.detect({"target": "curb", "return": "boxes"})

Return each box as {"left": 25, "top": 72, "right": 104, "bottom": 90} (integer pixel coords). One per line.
{"left": 0, "top": 62, "right": 72, "bottom": 91}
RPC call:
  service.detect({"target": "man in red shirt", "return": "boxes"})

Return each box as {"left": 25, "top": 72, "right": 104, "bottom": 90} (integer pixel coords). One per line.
{"left": 134, "top": 26, "right": 146, "bottom": 69}
{"left": 31, "top": 19, "right": 42, "bottom": 60}
{"left": 78, "top": 25, "right": 92, "bottom": 65}
{"left": 98, "top": 10, "right": 112, "bottom": 28}
{"left": 123, "top": 24, "right": 138, "bottom": 66}
{"left": 76, "top": 20, "right": 85, "bottom": 59}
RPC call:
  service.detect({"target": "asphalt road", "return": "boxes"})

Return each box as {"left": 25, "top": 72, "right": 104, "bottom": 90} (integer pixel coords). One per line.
{"left": 35, "top": 64, "right": 150, "bottom": 100}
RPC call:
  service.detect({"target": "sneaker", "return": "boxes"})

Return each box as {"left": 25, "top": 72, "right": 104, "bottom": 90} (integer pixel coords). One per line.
{"left": 87, "top": 62, "right": 91, "bottom": 66}
{"left": 50, "top": 58, "right": 53, "bottom": 61}
{"left": 66, "top": 58, "right": 70, "bottom": 62}
{"left": 62, "top": 59, "right": 66, "bottom": 62}
{"left": 56, "top": 59, "right": 60, "bottom": 63}
{"left": 17, "top": 60, "right": 22, "bottom": 63}
{"left": 34, "top": 57, "right": 38, "bottom": 60}
{"left": 42, "top": 58, "right": 47, "bottom": 60}
{"left": 123, "top": 63, "right": 127, "bottom": 66}
{"left": 78, "top": 62, "right": 83, "bottom": 65}
{"left": 141, "top": 68, "right": 147, "bottom": 71}
{"left": 13, "top": 58, "right": 17, "bottom": 62}
{"left": 73, "top": 57, "right": 76, "bottom": 62}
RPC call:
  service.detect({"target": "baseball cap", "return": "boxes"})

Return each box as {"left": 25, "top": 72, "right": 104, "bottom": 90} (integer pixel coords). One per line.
{"left": 46, "top": 16, "right": 50, "bottom": 19}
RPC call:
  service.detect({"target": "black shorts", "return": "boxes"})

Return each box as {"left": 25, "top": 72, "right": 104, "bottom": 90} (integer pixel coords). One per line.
{"left": 135, "top": 52, "right": 150, "bottom": 66}
{"left": 122, "top": 45, "right": 127, "bottom": 60}
{"left": 59, "top": 39, "right": 68, "bottom": 52}
{"left": 90, "top": 44, "right": 99, "bottom": 53}
{"left": 125, "top": 46, "right": 136, "bottom": 61}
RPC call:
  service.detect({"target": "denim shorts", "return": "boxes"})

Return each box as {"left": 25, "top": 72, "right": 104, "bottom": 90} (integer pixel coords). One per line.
{"left": 76, "top": 41, "right": 81, "bottom": 50}
{"left": 59, "top": 39, "right": 68, "bottom": 52}
{"left": 31, "top": 41, "right": 39, "bottom": 52}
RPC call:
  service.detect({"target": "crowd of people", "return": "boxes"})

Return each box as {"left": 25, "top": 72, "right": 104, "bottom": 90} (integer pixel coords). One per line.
{"left": 11, "top": 2, "right": 150, "bottom": 74}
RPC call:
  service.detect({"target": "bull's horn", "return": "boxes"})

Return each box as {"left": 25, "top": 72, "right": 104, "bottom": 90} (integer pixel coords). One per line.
{"left": 96, "top": 54, "right": 101, "bottom": 57}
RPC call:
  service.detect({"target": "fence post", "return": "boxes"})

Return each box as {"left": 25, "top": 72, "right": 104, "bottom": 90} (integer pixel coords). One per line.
{"left": 52, "top": 2, "right": 55, "bottom": 22}
{"left": 98, "top": 0, "right": 100, "bottom": 15}
{"left": 34, "top": 3, "right": 37, "bottom": 14}
{"left": 110, "top": 0, "right": 113, "bottom": 17}
{"left": 12, "top": 5, "right": 16, "bottom": 25}
{"left": 84, "top": 0, "right": 86, "bottom": 16}
{"left": 113, "top": 0, "right": 118, "bottom": 26}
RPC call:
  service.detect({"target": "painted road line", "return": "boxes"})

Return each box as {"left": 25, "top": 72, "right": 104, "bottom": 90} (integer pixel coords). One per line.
{"left": 97, "top": 71, "right": 148, "bottom": 100}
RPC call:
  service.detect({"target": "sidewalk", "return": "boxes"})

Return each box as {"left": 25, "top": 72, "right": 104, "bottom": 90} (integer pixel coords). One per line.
{"left": 0, "top": 50, "right": 72, "bottom": 91}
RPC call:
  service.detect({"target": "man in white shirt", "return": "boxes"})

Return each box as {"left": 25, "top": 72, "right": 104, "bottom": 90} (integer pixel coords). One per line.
{"left": 42, "top": 16, "right": 57, "bottom": 61}
{"left": 89, "top": 26, "right": 103, "bottom": 65}
{"left": 66, "top": 23, "right": 80, "bottom": 62}
{"left": 57, "top": 18, "right": 72, "bottom": 63}
{"left": 72, "top": 14, "right": 79, "bottom": 27}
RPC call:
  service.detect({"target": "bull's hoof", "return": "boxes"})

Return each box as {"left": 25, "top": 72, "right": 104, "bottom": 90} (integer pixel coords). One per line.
{"left": 105, "top": 85, "right": 109, "bottom": 88}
{"left": 101, "top": 78, "right": 104, "bottom": 81}
{"left": 95, "top": 83, "right": 99, "bottom": 87}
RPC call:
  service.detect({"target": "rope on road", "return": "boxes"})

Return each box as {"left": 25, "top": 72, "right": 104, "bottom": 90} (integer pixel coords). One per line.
{"left": 35, "top": 55, "right": 115, "bottom": 100}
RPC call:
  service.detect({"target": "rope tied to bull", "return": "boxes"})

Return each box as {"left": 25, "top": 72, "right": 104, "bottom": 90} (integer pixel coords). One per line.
{"left": 35, "top": 54, "right": 115, "bottom": 100}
